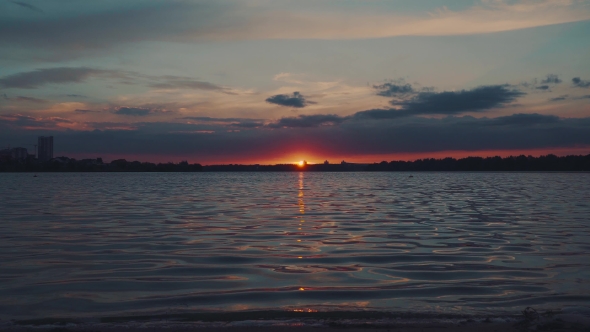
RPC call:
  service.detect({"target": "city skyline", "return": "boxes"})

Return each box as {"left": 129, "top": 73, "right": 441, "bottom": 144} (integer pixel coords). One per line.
{"left": 1, "top": 0, "right": 590, "bottom": 164}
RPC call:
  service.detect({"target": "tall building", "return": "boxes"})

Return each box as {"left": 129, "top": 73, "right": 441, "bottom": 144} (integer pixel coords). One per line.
{"left": 38, "top": 136, "right": 53, "bottom": 161}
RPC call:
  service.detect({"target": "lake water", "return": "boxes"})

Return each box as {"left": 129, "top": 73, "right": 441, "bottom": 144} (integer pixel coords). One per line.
{"left": 1, "top": 172, "right": 589, "bottom": 319}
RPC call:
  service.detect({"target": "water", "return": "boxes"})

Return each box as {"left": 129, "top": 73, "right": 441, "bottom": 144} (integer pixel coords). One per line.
{"left": 0, "top": 172, "right": 589, "bottom": 319}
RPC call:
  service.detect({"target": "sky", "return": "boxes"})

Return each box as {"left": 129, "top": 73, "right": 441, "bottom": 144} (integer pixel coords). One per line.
{"left": 1, "top": 0, "right": 590, "bottom": 164}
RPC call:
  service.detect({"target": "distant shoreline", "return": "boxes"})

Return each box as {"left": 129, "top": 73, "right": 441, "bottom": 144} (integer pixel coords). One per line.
{"left": 1, "top": 154, "right": 589, "bottom": 172}
{"left": 3, "top": 308, "right": 589, "bottom": 332}
{"left": 2, "top": 170, "right": 590, "bottom": 173}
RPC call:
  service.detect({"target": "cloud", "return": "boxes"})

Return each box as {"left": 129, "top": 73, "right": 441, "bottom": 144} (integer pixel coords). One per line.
{"left": 113, "top": 107, "right": 153, "bottom": 116}
{"left": 2, "top": 0, "right": 589, "bottom": 61}
{"left": 182, "top": 116, "right": 264, "bottom": 128}
{"left": 8, "top": 1, "right": 43, "bottom": 13}
{"left": 536, "top": 85, "right": 550, "bottom": 90}
{"left": 0, "top": 67, "right": 105, "bottom": 89}
{"left": 49, "top": 117, "right": 74, "bottom": 124}
{"left": 397, "top": 85, "right": 524, "bottom": 114}
{"left": 0, "top": 94, "right": 47, "bottom": 103}
{"left": 486, "top": 113, "right": 560, "bottom": 126}
{"left": 200, "top": 0, "right": 590, "bottom": 40}
{"left": 356, "top": 85, "right": 524, "bottom": 119}
{"left": 549, "top": 95, "right": 568, "bottom": 102}
{"left": 74, "top": 109, "right": 101, "bottom": 114}
{"left": 541, "top": 74, "right": 562, "bottom": 84}
{"left": 374, "top": 82, "right": 414, "bottom": 97}
{"left": 0, "top": 2, "right": 231, "bottom": 60}
{"left": 0, "top": 113, "right": 73, "bottom": 130}
{"left": 231, "top": 121, "right": 264, "bottom": 128}
{"left": 149, "top": 77, "right": 224, "bottom": 91}
{"left": 351, "top": 108, "right": 406, "bottom": 120}
{"left": 545, "top": 93, "right": 590, "bottom": 102}
{"left": 266, "top": 91, "right": 310, "bottom": 108}
{"left": 263, "top": 84, "right": 526, "bottom": 125}
{"left": 268, "top": 114, "right": 347, "bottom": 128}
{"left": 0, "top": 68, "right": 224, "bottom": 97}
{"left": 2, "top": 113, "right": 589, "bottom": 163}
{"left": 14, "top": 96, "right": 47, "bottom": 103}
{"left": 572, "top": 77, "right": 590, "bottom": 88}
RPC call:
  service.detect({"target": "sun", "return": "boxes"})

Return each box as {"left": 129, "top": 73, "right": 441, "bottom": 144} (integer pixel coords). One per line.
{"left": 298, "top": 160, "right": 307, "bottom": 167}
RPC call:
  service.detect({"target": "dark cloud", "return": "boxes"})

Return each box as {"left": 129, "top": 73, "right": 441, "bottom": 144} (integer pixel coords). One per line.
{"left": 181, "top": 116, "right": 264, "bottom": 128}
{"left": 374, "top": 82, "right": 414, "bottom": 97}
{"left": 399, "top": 85, "right": 524, "bottom": 113}
{"left": 266, "top": 91, "right": 309, "bottom": 108}
{"left": 0, "top": 67, "right": 105, "bottom": 89}
{"left": 50, "top": 117, "right": 73, "bottom": 124}
{"left": 536, "top": 85, "right": 550, "bottom": 90}
{"left": 8, "top": 1, "right": 43, "bottom": 13}
{"left": 549, "top": 95, "right": 568, "bottom": 102}
{"left": 2, "top": 113, "right": 589, "bottom": 163}
{"left": 353, "top": 108, "right": 408, "bottom": 120}
{"left": 541, "top": 74, "right": 562, "bottom": 84}
{"left": 67, "top": 94, "right": 88, "bottom": 98}
{"left": 356, "top": 85, "right": 524, "bottom": 119}
{"left": 231, "top": 121, "right": 264, "bottom": 128}
{"left": 486, "top": 113, "right": 560, "bottom": 126}
{"left": 113, "top": 107, "right": 153, "bottom": 116}
{"left": 268, "top": 114, "right": 347, "bottom": 128}
{"left": 572, "top": 77, "right": 590, "bottom": 88}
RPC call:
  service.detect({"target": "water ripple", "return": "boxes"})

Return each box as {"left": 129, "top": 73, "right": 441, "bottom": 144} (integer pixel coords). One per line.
{"left": 0, "top": 172, "right": 589, "bottom": 318}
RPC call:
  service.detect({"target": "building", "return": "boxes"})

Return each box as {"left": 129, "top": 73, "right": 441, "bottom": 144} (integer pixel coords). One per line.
{"left": 38, "top": 136, "right": 54, "bottom": 161}
{"left": 11, "top": 147, "right": 28, "bottom": 160}
{"left": 0, "top": 147, "right": 30, "bottom": 162}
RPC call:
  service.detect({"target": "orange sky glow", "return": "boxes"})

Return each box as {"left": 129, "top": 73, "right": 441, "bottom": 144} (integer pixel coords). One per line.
{"left": 65, "top": 146, "right": 590, "bottom": 165}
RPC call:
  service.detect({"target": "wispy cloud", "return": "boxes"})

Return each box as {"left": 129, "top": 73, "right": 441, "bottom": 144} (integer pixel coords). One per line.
{"left": 541, "top": 74, "right": 562, "bottom": 84}
{"left": 149, "top": 76, "right": 224, "bottom": 91}
{"left": 2, "top": 0, "right": 589, "bottom": 61}
{"left": 8, "top": 1, "right": 43, "bottom": 13}
{"left": 14, "top": 96, "right": 47, "bottom": 103}
{"left": 200, "top": 0, "right": 590, "bottom": 40}
{"left": 0, "top": 67, "right": 108, "bottom": 89}
{"left": 110, "top": 105, "right": 177, "bottom": 117}
{"left": 74, "top": 109, "right": 101, "bottom": 114}
{"left": 549, "top": 95, "right": 569, "bottom": 102}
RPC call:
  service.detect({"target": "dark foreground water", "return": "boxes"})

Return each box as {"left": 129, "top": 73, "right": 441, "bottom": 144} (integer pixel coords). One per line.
{"left": 0, "top": 172, "right": 589, "bottom": 319}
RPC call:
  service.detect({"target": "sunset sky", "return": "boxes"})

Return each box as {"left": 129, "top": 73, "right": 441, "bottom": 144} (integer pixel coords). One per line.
{"left": 1, "top": 0, "right": 590, "bottom": 164}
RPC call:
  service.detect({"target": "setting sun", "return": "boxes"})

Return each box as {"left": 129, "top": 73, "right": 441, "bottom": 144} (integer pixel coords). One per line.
{"left": 298, "top": 160, "right": 307, "bottom": 167}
